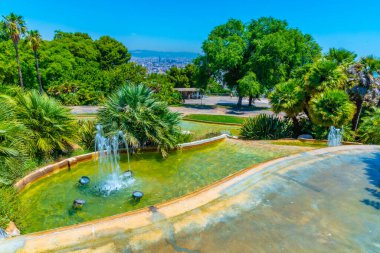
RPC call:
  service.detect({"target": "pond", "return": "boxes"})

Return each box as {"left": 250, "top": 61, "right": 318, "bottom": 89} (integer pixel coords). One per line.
{"left": 19, "top": 139, "right": 317, "bottom": 233}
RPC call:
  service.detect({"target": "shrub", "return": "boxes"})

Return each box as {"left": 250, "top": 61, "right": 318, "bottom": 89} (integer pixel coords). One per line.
{"left": 358, "top": 108, "right": 380, "bottom": 144}
{"left": 13, "top": 91, "right": 78, "bottom": 160}
{"left": 240, "top": 114, "right": 293, "bottom": 140}
{"left": 77, "top": 120, "right": 96, "bottom": 150}
{"left": 98, "top": 84, "right": 181, "bottom": 157}
{"left": 0, "top": 186, "right": 26, "bottom": 230}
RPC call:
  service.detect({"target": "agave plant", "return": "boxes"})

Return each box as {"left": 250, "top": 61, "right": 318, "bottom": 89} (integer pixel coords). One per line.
{"left": 240, "top": 114, "right": 293, "bottom": 140}
{"left": 98, "top": 84, "right": 181, "bottom": 157}
{"left": 13, "top": 90, "right": 78, "bottom": 160}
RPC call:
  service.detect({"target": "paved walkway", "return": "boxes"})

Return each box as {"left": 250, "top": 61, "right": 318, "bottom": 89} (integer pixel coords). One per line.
{"left": 69, "top": 96, "right": 275, "bottom": 117}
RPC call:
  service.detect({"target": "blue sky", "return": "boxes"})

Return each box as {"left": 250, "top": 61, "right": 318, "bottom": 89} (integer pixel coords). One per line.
{"left": 1, "top": 0, "right": 380, "bottom": 56}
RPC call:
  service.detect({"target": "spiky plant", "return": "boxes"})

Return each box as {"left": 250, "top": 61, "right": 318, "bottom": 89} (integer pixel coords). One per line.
{"left": 358, "top": 108, "right": 380, "bottom": 144}
{"left": 240, "top": 114, "right": 293, "bottom": 140}
{"left": 98, "top": 84, "right": 181, "bottom": 157}
{"left": 13, "top": 90, "right": 78, "bottom": 160}
{"left": 0, "top": 95, "right": 31, "bottom": 185}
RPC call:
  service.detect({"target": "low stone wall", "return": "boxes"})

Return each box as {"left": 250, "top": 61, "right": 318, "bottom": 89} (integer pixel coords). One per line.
{"left": 2, "top": 145, "right": 378, "bottom": 253}
{"left": 14, "top": 135, "right": 227, "bottom": 191}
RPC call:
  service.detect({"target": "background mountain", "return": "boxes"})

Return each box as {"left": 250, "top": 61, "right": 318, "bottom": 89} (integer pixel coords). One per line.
{"left": 130, "top": 50, "right": 199, "bottom": 59}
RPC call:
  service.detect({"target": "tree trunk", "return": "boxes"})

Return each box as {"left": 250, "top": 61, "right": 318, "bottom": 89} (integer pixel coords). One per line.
{"left": 237, "top": 96, "right": 243, "bottom": 108}
{"left": 248, "top": 96, "right": 253, "bottom": 107}
{"left": 34, "top": 49, "right": 43, "bottom": 94}
{"left": 14, "top": 43, "right": 24, "bottom": 89}
{"left": 291, "top": 116, "right": 301, "bottom": 136}
{"left": 352, "top": 97, "right": 363, "bottom": 131}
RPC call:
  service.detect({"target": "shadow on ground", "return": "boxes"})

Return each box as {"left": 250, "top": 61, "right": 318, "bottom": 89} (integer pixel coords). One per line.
{"left": 361, "top": 153, "right": 380, "bottom": 210}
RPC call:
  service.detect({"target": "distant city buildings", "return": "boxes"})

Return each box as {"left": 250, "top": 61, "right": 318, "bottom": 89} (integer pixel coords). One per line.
{"left": 131, "top": 57, "right": 193, "bottom": 74}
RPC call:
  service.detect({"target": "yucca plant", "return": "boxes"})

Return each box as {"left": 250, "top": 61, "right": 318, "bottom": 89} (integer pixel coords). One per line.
{"left": 13, "top": 90, "right": 78, "bottom": 160}
{"left": 240, "top": 114, "right": 293, "bottom": 140}
{"left": 98, "top": 84, "right": 181, "bottom": 157}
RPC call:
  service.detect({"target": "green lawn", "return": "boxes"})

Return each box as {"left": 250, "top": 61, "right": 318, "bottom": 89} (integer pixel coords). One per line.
{"left": 183, "top": 114, "right": 245, "bottom": 125}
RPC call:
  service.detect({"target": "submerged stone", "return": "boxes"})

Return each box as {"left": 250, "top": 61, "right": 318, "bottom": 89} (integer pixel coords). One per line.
{"left": 123, "top": 170, "right": 133, "bottom": 178}
{"left": 73, "top": 199, "right": 86, "bottom": 209}
{"left": 0, "top": 228, "right": 8, "bottom": 240}
{"left": 298, "top": 134, "right": 313, "bottom": 139}
{"left": 79, "top": 176, "right": 90, "bottom": 185}
{"left": 132, "top": 191, "right": 144, "bottom": 201}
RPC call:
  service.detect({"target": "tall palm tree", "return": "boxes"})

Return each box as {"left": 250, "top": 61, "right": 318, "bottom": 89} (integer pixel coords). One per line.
{"left": 25, "top": 30, "right": 43, "bottom": 93}
{"left": 2, "top": 13, "right": 27, "bottom": 88}
{"left": 347, "top": 56, "right": 380, "bottom": 130}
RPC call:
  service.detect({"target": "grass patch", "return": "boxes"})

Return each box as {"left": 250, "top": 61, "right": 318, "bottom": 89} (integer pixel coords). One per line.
{"left": 183, "top": 114, "right": 245, "bottom": 125}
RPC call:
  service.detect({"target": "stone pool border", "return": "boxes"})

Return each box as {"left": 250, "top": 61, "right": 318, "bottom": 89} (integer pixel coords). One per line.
{"left": 2, "top": 145, "right": 379, "bottom": 252}
{"left": 14, "top": 134, "right": 227, "bottom": 191}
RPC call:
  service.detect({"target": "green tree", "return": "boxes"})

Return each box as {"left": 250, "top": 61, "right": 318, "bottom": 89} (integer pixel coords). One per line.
{"left": 98, "top": 84, "right": 181, "bottom": 157}
{"left": 325, "top": 48, "right": 357, "bottom": 66}
{"left": 95, "top": 36, "right": 131, "bottom": 70}
{"left": 2, "top": 13, "right": 27, "bottom": 88}
{"left": 237, "top": 72, "right": 261, "bottom": 106}
{"left": 308, "top": 89, "right": 356, "bottom": 127}
{"left": 25, "top": 30, "right": 43, "bottom": 93}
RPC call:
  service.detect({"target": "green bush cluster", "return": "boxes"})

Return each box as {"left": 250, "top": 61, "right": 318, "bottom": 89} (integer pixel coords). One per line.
{"left": 240, "top": 114, "right": 293, "bottom": 140}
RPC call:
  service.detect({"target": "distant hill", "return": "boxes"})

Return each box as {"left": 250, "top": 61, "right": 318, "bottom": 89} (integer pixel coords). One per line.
{"left": 130, "top": 50, "right": 199, "bottom": 59}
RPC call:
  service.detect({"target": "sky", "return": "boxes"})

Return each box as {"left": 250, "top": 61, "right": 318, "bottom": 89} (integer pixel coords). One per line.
{"left": 1, "top": 0, "right": 380, "bottom": 56}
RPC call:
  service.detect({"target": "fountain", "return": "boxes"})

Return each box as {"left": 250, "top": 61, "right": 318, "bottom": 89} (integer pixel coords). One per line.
{"left": 328, "top": 126, "right": 342, "bottom": 147}
{"left": 94, "top": 125, "right": 135, "bottom": 195}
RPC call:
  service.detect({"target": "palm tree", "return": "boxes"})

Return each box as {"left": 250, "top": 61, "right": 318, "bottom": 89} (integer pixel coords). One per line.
{"left": 26, "top": 30, "right": 43, "bottom": 93}
{"left": 0, "top": 95, "right": 31, "bottom": 185}
{"left": 13, "top": 91, "right": 78, "bottom": 160}
{"left": 269, "top": 79, "right": 305, "bottom": 134}
{"left": 308, "top": 89, "right": 356, "bottom": 127}
{"left": 305, "top": 59, "right": 347, "bottom": 95}
{"left": 2, "top": 13, "right": 27, "bottom": 88}
{"left": 347, "top": 56, "right": 380, "bottom": 130}
{"left": 98, "top": 84, "right": 181, "bottom": 157}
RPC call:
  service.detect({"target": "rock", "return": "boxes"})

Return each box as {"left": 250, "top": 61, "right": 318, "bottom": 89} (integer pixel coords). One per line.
{"left": 73, "top": 199, "right": 86, "bottom": 209}
{"left": 0, "top": 228, "right": 8, "bottom": 239}
{"left": 5, "top": 221, "right": 20, "bottom": 237}
{"left": 298, "top": 134, "right": 313, "bottom": 140}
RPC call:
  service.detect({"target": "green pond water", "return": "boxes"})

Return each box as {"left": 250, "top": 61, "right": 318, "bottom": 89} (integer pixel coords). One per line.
{"left": 20, "top": 139, "right": 316, "bottom": 233}
{"left": 179, "top": 120, "right": 240, "bottom": 138}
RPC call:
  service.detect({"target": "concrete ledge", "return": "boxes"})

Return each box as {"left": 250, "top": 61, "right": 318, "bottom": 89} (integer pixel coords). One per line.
{"left": 2, "top": 145, "right": 379, "bottom": 253}
{"left": 14, "top": 135, "right": 227, "bottom": 191}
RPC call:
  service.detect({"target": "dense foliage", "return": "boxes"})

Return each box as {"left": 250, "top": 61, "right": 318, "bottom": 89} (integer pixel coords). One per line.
{"left": 98, "top": 84, "right": 181, "bottom": 157}
{"left": 0, "top": 89, "right": 77, "bottom": 185}
{"left": 198, "top": 17, "right": 321, "bottom": 107}
{"left": 358, "top": 108, "right": 380, "bottom": 144}
{"left": 240, "top": 114, "right": 293, "bottom": 140}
